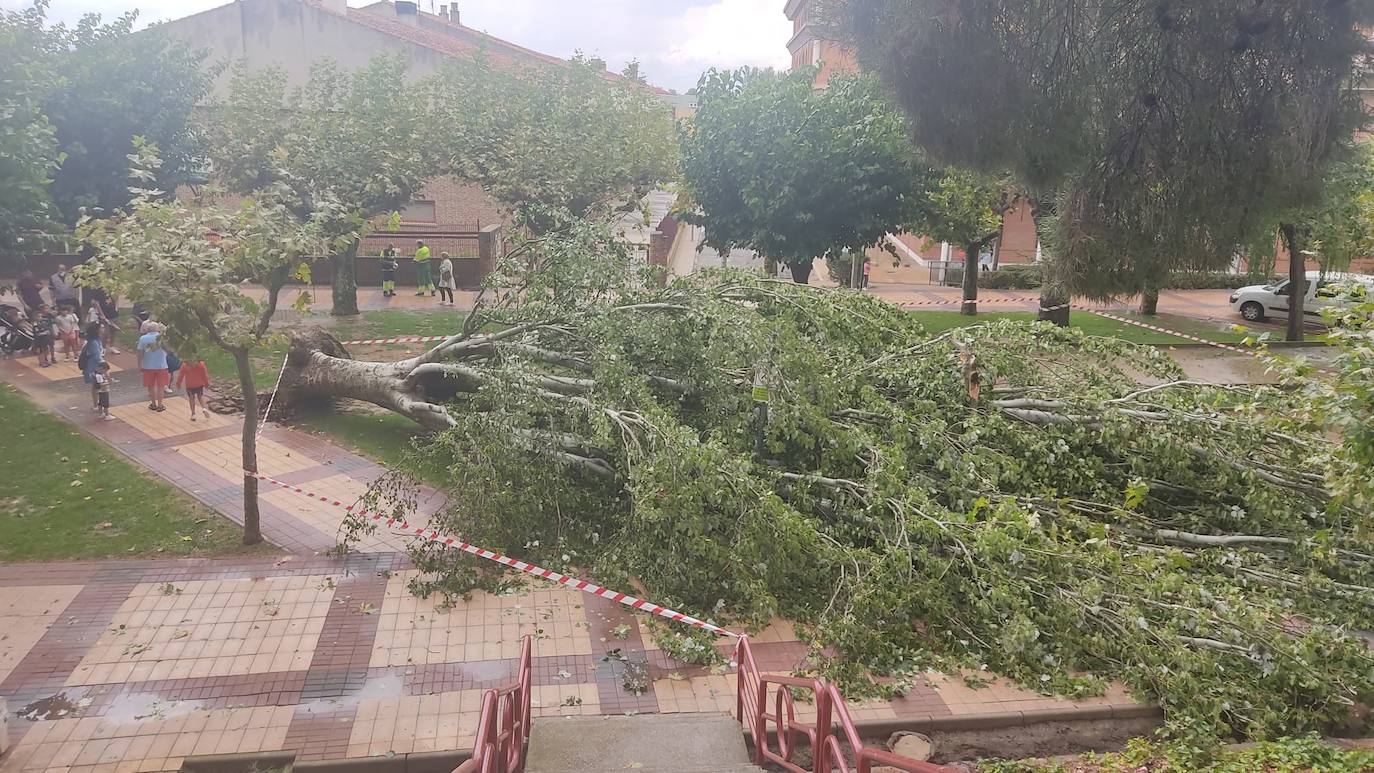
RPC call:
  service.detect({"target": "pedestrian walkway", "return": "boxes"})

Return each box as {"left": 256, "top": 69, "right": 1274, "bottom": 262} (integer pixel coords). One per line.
{"left": 0, "top": 345, "right": 1151, "bottom": 772}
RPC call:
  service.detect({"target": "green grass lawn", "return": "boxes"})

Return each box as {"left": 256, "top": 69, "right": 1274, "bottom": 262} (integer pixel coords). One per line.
{"left": 292, "top": 409, "right": 449, "bottom": 486}
{"left": 0, "top": 385, "right": 270, "bottom": 561}
{"left": 907, "top": 310, "right": 1251, "bottom": 344}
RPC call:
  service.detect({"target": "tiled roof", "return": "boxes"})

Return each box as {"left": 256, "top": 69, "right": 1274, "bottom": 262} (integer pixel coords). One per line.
{"left": 346, "top": 1, "right": 669, "bottom": 93}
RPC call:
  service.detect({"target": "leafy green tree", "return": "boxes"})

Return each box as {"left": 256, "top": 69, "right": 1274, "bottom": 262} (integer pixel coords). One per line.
{"left": 39, "top": 10, "right": 213, "bottom": 225}
{"left": 0, "top": 2, "right": 60, "bottom": 261}
{"left": 677, "top": 67, "right": 926, "bottom": 284}
{"left": 838, "top": 0, "right": 1372, "bottom": 313}
{"left": 209, "top": 58, "right": 434, "bottom": 316}
{"left": 1246, "top": 145, "right": 1374, "bottom": 340}
{"left": 75, "top": 143, "right": 338, "bottom": 544}
{"left": 277, "top": 224, "right": 1374, "bottom": 742}
{"left": 912, "top": 168, "right": 1012, "bottom": 314}
{"left": 427, "top": 53, "right": 677, "bottom": 224}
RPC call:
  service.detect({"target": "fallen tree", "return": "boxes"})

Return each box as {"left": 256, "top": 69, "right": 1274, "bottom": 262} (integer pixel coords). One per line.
{"left": 283, "top": 218, "right": 1374, "bottom": 743}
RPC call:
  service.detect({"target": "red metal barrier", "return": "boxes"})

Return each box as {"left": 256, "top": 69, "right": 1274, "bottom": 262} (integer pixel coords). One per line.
{"left": 734, "top": 636, "right": 953, "bottom": 773}
{"left": 455, "top": 635, "right": 533, "bottom": 773}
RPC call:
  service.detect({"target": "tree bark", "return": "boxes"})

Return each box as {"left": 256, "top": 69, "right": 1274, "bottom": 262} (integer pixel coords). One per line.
{"left": 1139, "top": 287, "right": 1159, "bottom": 316}
{"left": 849, "top": 251, "right": 863, "bottom": 290}
{"left": 331, "top": 241, "right": 361, "bottom": 317}
{"left": 1280, "top": 223, "right": 1304, "bottom": 342}
{"left": 961, "top": 242, "right": 979, "bottom": 316}
{"left": 233, "top": 347, "right": 263, "bottom": 546}
{"left": 789, "top": 260, "right": 812, "bottom": 285}
{"left": 1038, "top": 286, "right": 1070, "bottom": 326}
{"left": 281, "top": 330, "right": 470, "bottom": 432}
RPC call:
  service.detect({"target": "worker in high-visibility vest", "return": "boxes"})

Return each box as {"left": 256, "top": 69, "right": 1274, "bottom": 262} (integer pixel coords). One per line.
{"left": 413, "top": 240, "right": 434, "bottom": 296}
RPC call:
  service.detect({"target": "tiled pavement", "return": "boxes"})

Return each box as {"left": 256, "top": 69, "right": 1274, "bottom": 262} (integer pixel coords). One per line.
{"left": 0, "top": 348, "right": 1148, "bottom": 771}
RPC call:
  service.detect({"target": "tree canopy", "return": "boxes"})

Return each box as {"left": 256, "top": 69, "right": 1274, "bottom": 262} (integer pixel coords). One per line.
{"left": 209, "top": 57, "right": 434, "bottom": 316}
{"left": 838, "top": 0, "right": 1374, "bottom": 298}
{"left": 42, "top": 10, "right": 212, "bottom": 225}
{"left": 429, "top": 53, "right": 678, "bottom": 221}
{"left": 678, "top": 67, "right": 927, "bottom": 283}
{"left": 0, "top": 0, "right": 212, "bottom": 260}
{"left": 0, "top": 2, "right": 60, "bottom": 257}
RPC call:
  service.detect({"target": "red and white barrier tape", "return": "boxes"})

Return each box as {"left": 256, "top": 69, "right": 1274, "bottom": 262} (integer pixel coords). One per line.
{"left": 245, "top": 469, "right": 738, "bottom": 638}
{"left": 339, "top": 335, "right": 452, "bottom": 346}
{"left": 1091, "top": 311, "right": 1335, "bottom": 374}
{"left": 898, "top": 297, "right": 1040, "bottom": 308}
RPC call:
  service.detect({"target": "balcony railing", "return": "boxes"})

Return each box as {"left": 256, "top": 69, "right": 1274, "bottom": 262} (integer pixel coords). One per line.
{"left": 734, "top": 635, "right": 954, "bottom": 773}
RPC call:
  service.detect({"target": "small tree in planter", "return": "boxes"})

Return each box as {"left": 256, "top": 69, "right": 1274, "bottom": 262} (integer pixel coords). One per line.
{"left": 75, "top": 143, "right": 339, "bottom": 544}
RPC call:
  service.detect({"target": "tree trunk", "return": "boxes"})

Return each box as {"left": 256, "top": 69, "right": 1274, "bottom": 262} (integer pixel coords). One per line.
{"left": 233, "top": 348, "right": 263, "bottom": 546}
{"left": 790, "top": 260, "right": 812, "bottom": 285}
{"left": 849, "top": 252, "right": 863, "bottom": 290}
{"left": 282, "top": 330, "right": 466, "bottom": 432}
{"left": 1280, "top": 223, "right": 1304, "bottom": 343}
{"left": 1139, "top": 287, "right": 1159, "bottom": 316}
{"left": 961, "top": 243, "right": 978, "bottom": 316}
{"left": 331, "top": 241, "right": 361, "bottom": 317}
{"left": 1038, "top": 286, "right": 1070, "bottom": 326}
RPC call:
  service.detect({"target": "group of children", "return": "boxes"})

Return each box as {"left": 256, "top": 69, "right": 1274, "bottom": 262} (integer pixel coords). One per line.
{"left": 379, "top": 240, "right": 457, "bottom": 305}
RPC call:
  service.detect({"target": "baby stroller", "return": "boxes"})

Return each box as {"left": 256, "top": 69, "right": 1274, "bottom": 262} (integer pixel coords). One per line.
{"left": 0, "top": 305, "right": 36, "bottom": 357}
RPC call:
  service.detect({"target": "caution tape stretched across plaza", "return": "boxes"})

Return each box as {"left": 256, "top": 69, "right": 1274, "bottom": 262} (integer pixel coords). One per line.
{"left": 245, "top": 468, "right": 739, "bottom": 638}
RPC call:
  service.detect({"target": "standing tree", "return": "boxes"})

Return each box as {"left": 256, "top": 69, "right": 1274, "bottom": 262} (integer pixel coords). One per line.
{"left": 0, "top": 2, "right": 60, "bottom": 262}
{"left": 427, "top": 53, "right": 678, "bottom": 224}
{"left": 678, "top": 67, "right": 926, "bottom": 284}
{"left": 75, "top": 143, "right": 336, "bottom": 544}
{"left": 838, "top": 0, "right": 1372, "bottom": 314}
{"left": 1249, "top": 145, "right": 1374, "bottom": 340}
{"left": 209, "top": 57, "right": 434, "bottom": 317}
{"left": 40, "top": 8, "right": 213, "bottom": 224}
{"left": 912, "top": 168, "right": 1012, "bottom": 314}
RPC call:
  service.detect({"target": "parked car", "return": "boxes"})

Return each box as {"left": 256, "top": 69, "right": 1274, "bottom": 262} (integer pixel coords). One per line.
{"left": 1229, "top": 271, "right": 1374, "bottom": 323}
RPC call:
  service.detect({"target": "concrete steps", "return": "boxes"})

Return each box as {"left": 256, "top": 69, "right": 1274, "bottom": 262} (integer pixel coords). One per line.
{"left": 524, "top": 712, "right": 757, "bottom": 773}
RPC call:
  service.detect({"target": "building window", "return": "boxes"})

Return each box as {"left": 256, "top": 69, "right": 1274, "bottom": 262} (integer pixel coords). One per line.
{"left": 400, "top": 200, "right": 436, "bottom": 223}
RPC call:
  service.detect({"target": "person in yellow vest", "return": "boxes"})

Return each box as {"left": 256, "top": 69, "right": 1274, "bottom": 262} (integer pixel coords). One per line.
{"left": 413, "top": 240, "right": 434, "bottom": 296}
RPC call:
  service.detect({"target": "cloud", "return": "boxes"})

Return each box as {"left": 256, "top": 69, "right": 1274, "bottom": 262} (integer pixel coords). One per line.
{"left": 2, "top": 0, "right": 795, "bottom": 91}
{"left": 662, "top": 0, "right": 794, "bottom": 74}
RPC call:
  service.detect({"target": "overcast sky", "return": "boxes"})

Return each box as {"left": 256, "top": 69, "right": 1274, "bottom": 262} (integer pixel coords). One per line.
{"left": 1, "top": 0, "right": 794, "bottom": 91}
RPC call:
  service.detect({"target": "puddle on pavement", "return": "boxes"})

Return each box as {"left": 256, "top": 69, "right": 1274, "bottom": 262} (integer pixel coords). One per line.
{"left": 100, "top": 692, "right": 204, "bottom": 724}
{"left": 17, "top": 692, "right": 92, "bottom": 721}
{"left": 293, "top": 672, "right": 406, "bottom": 717}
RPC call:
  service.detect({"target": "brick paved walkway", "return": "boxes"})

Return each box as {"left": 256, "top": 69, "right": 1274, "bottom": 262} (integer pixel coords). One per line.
{"left": 0, "top": 346, "right": 1149, "bottom": 772}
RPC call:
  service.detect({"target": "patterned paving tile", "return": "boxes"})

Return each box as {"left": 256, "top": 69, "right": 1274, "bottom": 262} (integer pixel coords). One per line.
{"left": 370, "top": 572, "right": 594, "bottom": 668}
{"left": 0, "top": 585, "right": 83, "bottom": 684}
{"left": 0, "top": 703, "right": 294, "bottom": 772}
{"left": 66, "top": 576, "right": 336, "bottom": 686}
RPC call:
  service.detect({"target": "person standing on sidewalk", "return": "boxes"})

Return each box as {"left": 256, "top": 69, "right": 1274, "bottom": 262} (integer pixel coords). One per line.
{"left": 436, "top": 252, "right": 456, "bottom": 306}
{"left": 80, "top": 323, "right": 105, "bottom": 410}
{"left": 380, "top": 244, "right": 398, "bottom": 298}
{"left": 49, "top": 264, "right": 80, "bottom": 310}
{"left": 137, "top": 321, "right": 169, "bottom": 412}
{"left": 176, "top": 356, "right": 211, "bottom": 421}
{"left": 413, "top": 240, "right": 434, "bottom": 296}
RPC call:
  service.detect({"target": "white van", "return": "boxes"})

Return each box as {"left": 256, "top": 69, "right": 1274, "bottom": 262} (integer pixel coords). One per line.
{"left": 1229, "top": 271, "right": 1374, "bottom": 323}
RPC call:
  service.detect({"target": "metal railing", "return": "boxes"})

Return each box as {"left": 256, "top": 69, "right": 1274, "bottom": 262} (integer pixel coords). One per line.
{"left": 735, "top": 636, "right": 953, "bottom": 773}
{"left": 456, "top": 634, "right": 533, "bottom": 773}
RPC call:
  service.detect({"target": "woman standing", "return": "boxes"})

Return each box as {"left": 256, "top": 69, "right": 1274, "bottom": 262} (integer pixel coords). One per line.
{"left": 436, "top": 252, "right": 456, "bottom": 306}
